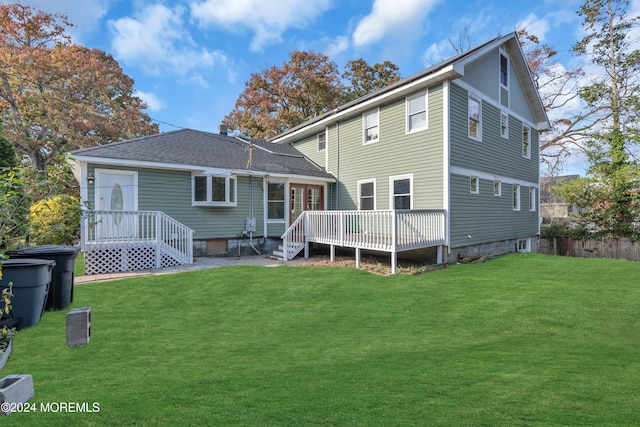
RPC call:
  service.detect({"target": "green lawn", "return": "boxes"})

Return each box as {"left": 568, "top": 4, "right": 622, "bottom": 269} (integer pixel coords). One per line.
{"left": 3, "top": 253, "right": 640, "bottom": 426}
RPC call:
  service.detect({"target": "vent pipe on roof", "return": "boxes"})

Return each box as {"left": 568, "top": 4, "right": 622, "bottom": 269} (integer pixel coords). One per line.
{"left": 218, "top": 124, "right": 228, "bottom": 136}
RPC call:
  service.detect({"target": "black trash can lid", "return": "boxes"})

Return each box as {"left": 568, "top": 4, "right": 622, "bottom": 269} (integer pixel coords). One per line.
{"left": 9, "top": 245, "right": 80, "bottom": 256}
{"left": 1, "top": 258, "right": 56, "bottom": 268}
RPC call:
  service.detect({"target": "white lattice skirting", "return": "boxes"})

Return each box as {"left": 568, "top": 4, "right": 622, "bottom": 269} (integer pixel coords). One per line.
{"left": 85, "top": 245, "right": 183, "bottom": 275}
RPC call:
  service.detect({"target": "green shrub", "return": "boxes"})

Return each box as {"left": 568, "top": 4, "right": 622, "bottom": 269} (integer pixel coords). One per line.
{"left": 0, "top": 169, "right": 30, "bottom": 250}
{"left": 29, "top": 195, "right": 80, "bottom": 245}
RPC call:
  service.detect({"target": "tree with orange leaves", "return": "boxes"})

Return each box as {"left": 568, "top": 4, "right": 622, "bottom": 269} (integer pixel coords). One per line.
{"left": 0, "top": 3, "right": 157, "bottom": 173}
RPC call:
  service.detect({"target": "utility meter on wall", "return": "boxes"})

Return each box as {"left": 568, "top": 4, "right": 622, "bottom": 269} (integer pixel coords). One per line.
{"left": 245, "top": 218, "right": 257, "bottom": 232}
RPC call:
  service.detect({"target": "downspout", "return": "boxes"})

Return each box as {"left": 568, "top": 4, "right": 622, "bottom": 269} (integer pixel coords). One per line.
{"left": 247, "top": 140, "right": 261, "bottom": 255}
{"left": 336, "top": 120, "right": 340, "bottom": 210}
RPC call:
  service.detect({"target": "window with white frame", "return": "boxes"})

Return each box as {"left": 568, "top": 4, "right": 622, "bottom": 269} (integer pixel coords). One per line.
{"left": 317, "top": 131, "right": 326, "bottom": 151}
{"left": 529, "top": 187, "right": 536, "bottom": 211}
{"left": 406, "top": 92, "right": 427, "bottom": 133}
{"left": 358, "top": 179, "right": 376, "bottom": 210}
{"left": 390, "top": 175, "right": 412, "bottom": 209}
{"left": 193, "top": 174, "right": 236, "bottom": 206}
{"left": 500, "top": 51, "right": 509, "bottom": 88}
{"left": 363, "top": 109, "right": 379, "bottom": 144}
{"left": 267, "top": 182, "right": 285, "bottom": 219}
{"left": 500, "top": 111, "right": 509, "bottom": 139}
{"left": 517, "top": 238, "right": 530, "bottom": 252}
{"left": 468, "top": 95, "right": 481, "bottom": 141}
{"left": 522, "top": 125, "right": 531, "bottom": 158}
{"left": 470, "top": 176, "right": 479, "bottom": 194}
{"left": 494, "top": 180, "right": 501, "bottom": 196}
{"left": 513, "top": 184, "right": 520, "bottom": 211}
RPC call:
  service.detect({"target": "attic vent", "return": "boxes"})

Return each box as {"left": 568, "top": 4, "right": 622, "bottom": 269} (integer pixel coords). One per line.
{"left": 218, "top": 124, "right": 228, "bottom": 136}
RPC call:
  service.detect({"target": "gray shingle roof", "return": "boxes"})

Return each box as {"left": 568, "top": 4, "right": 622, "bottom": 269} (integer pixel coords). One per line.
{"left": 71, "top": 129, "right": 333, "bottom": 179}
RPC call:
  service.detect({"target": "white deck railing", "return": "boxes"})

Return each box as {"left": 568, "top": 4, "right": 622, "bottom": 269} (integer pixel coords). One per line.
{"left": 281, "top": 209, "right": 446, "bottom": 265}
{"left": 81, "top": 210, "right": 194, "bottom": 272}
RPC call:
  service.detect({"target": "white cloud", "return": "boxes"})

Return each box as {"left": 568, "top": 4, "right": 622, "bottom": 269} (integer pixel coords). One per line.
{"left": 190, "top": 0, "right": 333, "bottom": 52}
{"left": 516, "top": 14, "right": 551, "bottom": 41}
{"left": 108, "top": 4, "right": 228, "bottom": 76}
{"left": 423, "top": 39, "right": 454, "bottom": 66}
{"left": 324, "top": 35, "right": 350, "bottom": 58}
{"left": 134, "top": 90, "right": 166, "bottom": 111}
{"left": 352, "top": 0, "right": 440, "bottom": 47}
{"left": 16, "top": 0, "right": 112, "bottom": 43}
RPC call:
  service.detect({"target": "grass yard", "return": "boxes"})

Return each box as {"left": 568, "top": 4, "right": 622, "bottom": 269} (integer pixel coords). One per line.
{"left": 2, "top": 253, "right": 640, "bottom": 426}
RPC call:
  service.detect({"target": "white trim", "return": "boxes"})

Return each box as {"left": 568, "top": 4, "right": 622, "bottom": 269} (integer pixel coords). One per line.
{"left": 324, "top": 126, "right": 329, "bottom": 169}
{"left": 468, "top": 94, "right": 482, "bottom": 142}
{"left": 406, "top": 90, "right": 428, "bottom": 133}
{"left": 362, "top": 108, "right": 380, "bottom": 145}
{"left": 499, "top": 47, "right": 510, "bottom": 107}
{"left": 500, "top": 111, "right": 509, "bottom": 139}
{"left": 357, "top": 178, "right": 376, "bottom": 210}
{"left": 94, "top": 168, "right": 139, "bottom": 211}
{"left": 73, "top": 155, "right": 335, "bottom": 184}
{"left": 450, "top": 166, "right": 538, "bottom": 188}
{"left": 265, "top": 180, "right": 287, "bottom": 222}
{"left": 522, "top": 124, "right": 531, "bottom": 159}
{"left": 271, "top": 65, "right": 461, "bottom": 143}
{"left": 453, "top": 79, "right": 543, "bottom": 131}
{"left": 443, "top": 81, "right": 451, "bottom": 249}
{"left": 470, "top": 176, "right": 479, "bottom": 194}
{"left": 191, "top": 172, "right": 237, "bottom": 207}
{"left": 513, "top": 184, "right": 521, "bottom": 211}
{"left": 317, "top": 131, "right": 326, "bottom": 152}
{"left": 494, "top": 179, "right": 502, "bottom": 197}
{"left": 389, "top": 174, "right": 413, "bottom": 210}
{"left": 529, "top": 186, "right": 536, "bottom": 212}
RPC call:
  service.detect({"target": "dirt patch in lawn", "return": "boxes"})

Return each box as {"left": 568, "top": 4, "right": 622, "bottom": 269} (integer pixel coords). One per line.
{"left": 296, "top": 254, "right": 446, "bottom": 276}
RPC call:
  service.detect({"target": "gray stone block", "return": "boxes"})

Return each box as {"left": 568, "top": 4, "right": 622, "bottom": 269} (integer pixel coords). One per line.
{"left": 0, "top": 374, "right": 34, "bottom": 415}
{"left": 66, "top": 307, "right": 92, "bottom": 347}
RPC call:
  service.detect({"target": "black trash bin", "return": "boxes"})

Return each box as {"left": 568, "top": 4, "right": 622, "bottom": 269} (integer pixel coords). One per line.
{"left": 0, "top": 259, "right": 55, "bottom": 329}
{"left": 9, "top": 245, "right": 80, "bottom": 311}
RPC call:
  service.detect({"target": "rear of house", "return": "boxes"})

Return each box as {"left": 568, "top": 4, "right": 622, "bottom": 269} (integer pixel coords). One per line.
{"left": 272, "top": 32, "right": 549, "bottom": 264}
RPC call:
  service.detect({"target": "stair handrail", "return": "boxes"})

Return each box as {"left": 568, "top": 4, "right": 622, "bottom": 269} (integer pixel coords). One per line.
{"left": 280, "top": 212, "right": 308, "bottom": 261}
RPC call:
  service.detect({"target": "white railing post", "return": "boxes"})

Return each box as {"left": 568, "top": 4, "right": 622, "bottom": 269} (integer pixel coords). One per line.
{"left": 155, "top": 211, "right": 162, "bottom": 268}
{"left": 304, "top": 212, "right": 309, "bottom": 259}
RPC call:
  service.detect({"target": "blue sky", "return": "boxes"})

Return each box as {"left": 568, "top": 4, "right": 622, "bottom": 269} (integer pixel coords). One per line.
{"left": 20, "top": 0, "right": 597, "bottom": 174}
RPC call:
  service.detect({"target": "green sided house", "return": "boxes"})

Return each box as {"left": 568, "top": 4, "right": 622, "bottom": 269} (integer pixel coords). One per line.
{"left": 70, "top": 129, "right": 335, "bottom": 274}
{"left": 271, "top": 31, "right": 549, "bottom": 271}
{"left": 71, "top": 31, "right": 548, "bottom": 274}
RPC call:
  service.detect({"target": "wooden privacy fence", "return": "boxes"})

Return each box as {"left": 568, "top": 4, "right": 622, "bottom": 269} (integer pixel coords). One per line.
{"left": 539, "top": 237, "right": 640, "bottom": 261}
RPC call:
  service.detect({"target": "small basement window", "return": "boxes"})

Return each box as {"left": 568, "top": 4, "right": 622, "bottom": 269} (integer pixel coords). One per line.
{"left": 193, "top": 174, "right": 237, "bottom": 207}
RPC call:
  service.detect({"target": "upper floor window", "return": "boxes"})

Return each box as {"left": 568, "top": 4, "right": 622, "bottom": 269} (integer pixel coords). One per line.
{"left": 500, "top": 111, "right": 509, "bottom": 139}
{"left": 468, "top": 95, "right": 481, "bottom": 141}
{"left": 363, "top": 109, "right": 379, "bottom": 144}
{"left": 390, "top": 174, "right": 412, "bottom": 209}
{"left": 358, "top": 179, "right": 376, "bottom": 210}
{"left": 317, "top": 132, "right": 326, "bottom": 151}
{"left": 500, "top": 52, "right": 509, "bottom": 88}
{"left": 522, "top": 125, "right": 531, "bottom": 158}
{"left": 193, "top": 173, "right": 236, "bottom": 207}
{"left": 470, "top": 176, "right": 479, "bottom": 194}
{"left": 406, "top": 92, "right": 427, "bottom": 133}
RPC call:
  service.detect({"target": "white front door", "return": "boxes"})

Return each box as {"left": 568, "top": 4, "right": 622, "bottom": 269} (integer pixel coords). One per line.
{"left": 95, "top": 169, "right": 138, "bottom": 239}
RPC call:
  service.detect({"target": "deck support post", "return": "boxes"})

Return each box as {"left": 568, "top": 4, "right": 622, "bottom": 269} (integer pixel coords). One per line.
{"left": 355, "top": 248, "right": 361, "bottom": 269}
{"left": 391, "top": 252, "right": 397, "bottom": 274}
{"left": 330, "top": 245, "right": 335, "bottom": 263}
{"left": 437, "top": 245, "right": 444, "bottom": 264}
